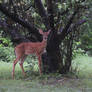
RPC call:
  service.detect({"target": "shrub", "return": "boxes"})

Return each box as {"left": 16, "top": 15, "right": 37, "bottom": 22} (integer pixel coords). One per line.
{"left": 0, "top": 47, "right": 15, "bottom": 62}
{"left": 0, "top": 37, "right": 12, "bottom": 47}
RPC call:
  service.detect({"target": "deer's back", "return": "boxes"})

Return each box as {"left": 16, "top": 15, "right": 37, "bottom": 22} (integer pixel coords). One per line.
{"left": 15, "top": 42, "right": 45, "bottom": 55}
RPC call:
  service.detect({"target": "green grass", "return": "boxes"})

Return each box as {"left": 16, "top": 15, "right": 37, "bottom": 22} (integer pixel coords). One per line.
{"left": 72, "top": 55, "right": 92, "bottom": 78}
{"left": 0, "top": 79, "right": 69, "bottom": 92}
{"left": 0, "top": 55, "right": 92, "bottom": 92}
{"left": 0, "top": 61, "right": 27, "bottom": 79}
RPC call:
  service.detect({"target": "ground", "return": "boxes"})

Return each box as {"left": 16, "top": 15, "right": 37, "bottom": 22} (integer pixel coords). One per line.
{"left": 0, "top": 55, "right": 92, "bottom": 92}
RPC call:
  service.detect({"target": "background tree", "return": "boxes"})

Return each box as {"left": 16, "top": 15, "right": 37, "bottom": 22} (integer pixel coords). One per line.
{"left": 0, "top": 0, "right": 89, "bottom": 74}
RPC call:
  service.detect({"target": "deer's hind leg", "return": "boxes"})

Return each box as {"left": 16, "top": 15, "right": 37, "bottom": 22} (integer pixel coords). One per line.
{"left": 19, "top": 55, "right": 27, "bottom": 77}
{"left": 12, "top": 57, "right": 21, "bottom": 79}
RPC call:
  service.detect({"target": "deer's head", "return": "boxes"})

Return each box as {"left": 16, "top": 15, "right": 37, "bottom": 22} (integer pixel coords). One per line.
{"left": 39, "top": 29, "right": 51, "bottom": 42}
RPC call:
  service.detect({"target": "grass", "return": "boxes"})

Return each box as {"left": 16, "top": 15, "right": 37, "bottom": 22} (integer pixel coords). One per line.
{"left": 72, "top": 55, "right": 92, "bottom": 78}
{"left": 0, "top": 79, "right": 69, "bottom": 92}
{"left": 0, "top": 61, "right": 29, "bottom": 79}
{"left": 0, "top": 55, "right": 92, "bottom": 92}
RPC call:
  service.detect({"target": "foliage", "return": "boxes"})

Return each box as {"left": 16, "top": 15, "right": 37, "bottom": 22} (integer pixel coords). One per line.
{"left": 0, "top": 37, "right": 12, "bottom": 47}
{"left": 0, "top": 29, "right": 13, "bottom": 62}
{"left": 73, "top": 48, "right": 85, "bottom": 58}
{"left": 72, "top": 41, "right": 86, "bottom": 58}
{"left": 0, "top": 47, "right": 14, "bottom": 62}
{"left": 24, "top": 55, "right": 39, "bottom": 71}
{"left": 80, "top": 28, "right": 92, "bottom": 53}
{"left": 74, "top": 21, "right": 92, "bottom": 56}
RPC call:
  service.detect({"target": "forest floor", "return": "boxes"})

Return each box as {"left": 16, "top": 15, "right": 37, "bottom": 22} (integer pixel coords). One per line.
{"left": 0, "top": 55, "right": 92, "bottom": 92}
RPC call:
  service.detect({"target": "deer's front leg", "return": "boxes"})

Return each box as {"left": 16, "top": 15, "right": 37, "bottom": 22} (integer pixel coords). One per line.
{"left": 37, "top": 55, "right": 42, "bottom": 75}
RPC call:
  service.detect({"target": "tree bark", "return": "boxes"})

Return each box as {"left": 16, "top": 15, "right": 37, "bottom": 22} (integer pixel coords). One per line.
{"left": 42, "top": 48, "right": 62, "bottom": 73}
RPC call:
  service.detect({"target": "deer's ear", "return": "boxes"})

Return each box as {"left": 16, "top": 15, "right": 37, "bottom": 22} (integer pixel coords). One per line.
{"left": 39, "top": 29, "right": 43, "bottom": 35}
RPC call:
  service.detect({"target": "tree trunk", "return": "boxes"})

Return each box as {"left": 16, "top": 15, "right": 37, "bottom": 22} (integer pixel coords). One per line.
{"left": 42, "top": 32, "right": 62, "bottom": 73}
{"left": 42, "top": 49, "right": 62, "bottom": 73}
{"left": 42, "top": 33, "right": 73, "bottom": 74}
{"left": 60, "top": 34, "right": 73, "bottom": 74}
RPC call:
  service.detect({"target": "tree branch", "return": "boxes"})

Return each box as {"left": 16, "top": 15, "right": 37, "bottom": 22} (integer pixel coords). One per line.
{"left": 47, "top": 0, "right": 54, "bottom": 30}
{"left": 34, "top": 0, "right": 50, "bottom": 29}
{"left": 58, "top": 8, "right": 80, "bottom": 41}
{"left": 0, "top": 19, "right": 29, "bottom": 44}
{"left": 58, "top": 19, "right": 86, "bottom": 39}
{"left": 60, "top": 8, "right": 69, "bottom": 16}
{"left": 67, "top": 19, "right": 86, "bottom": 34}
{"left": 0, "top": 4, "right": 42, "bottom": 41}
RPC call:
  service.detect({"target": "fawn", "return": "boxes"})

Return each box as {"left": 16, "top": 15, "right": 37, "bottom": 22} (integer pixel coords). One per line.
{"left": 12, "top": 29, "right": 51, "bottom": 79}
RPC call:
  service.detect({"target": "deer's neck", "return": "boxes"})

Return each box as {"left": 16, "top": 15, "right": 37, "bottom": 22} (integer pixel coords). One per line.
{"left": 41, "top": 40, "right": 47, "bottom": 48}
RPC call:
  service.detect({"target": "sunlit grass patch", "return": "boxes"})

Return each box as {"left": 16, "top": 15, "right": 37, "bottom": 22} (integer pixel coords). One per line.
{"left": 72, "top": 55, "right": 92, "bottom": 78}
{"left": 0, "top": 61, "right": 30, "bottom": 79}
{"left": 0, "top": 61, "right": 12, "bottom": 79}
